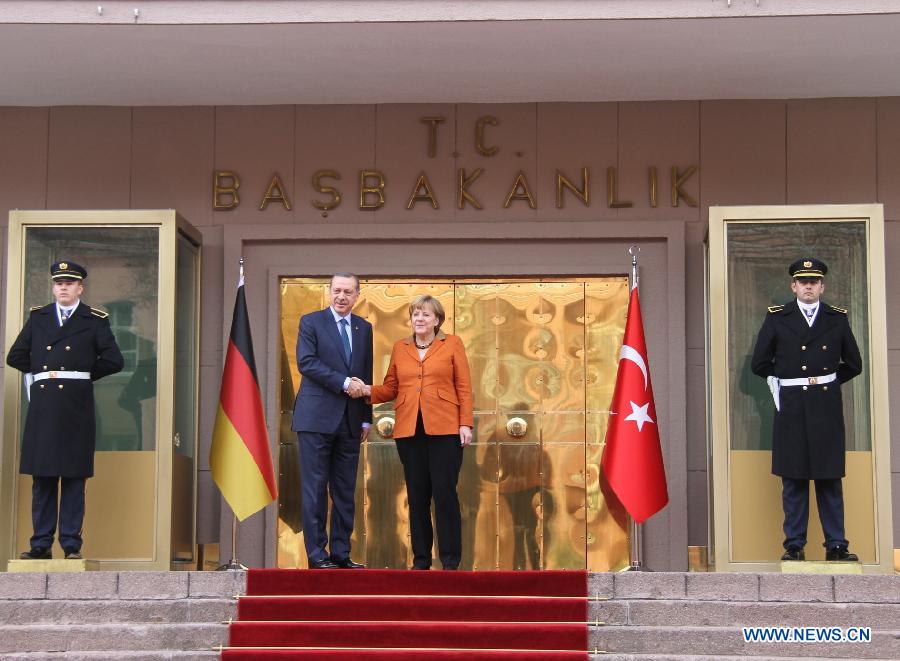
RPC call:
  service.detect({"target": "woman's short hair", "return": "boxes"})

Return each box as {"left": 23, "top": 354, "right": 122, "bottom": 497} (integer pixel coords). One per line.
{"left": 409, "top": 294, "right": 446, "bottom": 330}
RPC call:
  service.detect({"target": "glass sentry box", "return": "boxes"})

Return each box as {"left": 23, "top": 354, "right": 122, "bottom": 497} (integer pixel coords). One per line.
{"left": 2, "top": 210, "right": 200, "bottom": 570}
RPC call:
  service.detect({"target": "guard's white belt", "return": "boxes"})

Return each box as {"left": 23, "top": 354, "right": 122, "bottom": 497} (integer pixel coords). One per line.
{"left": 32, "top": 371, "right": 90, "bottom": 382}
{"left": 779, "top": 373, "right": 836, "bottom": 387}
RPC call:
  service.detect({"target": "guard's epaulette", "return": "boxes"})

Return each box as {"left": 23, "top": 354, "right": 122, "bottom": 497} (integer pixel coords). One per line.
{"left": 29, "top": 305, "right": 43, "bottom": 312}
{"left": 829, "top": 305, "right": 847, "bottom": 314}
{"left": 91, "top": 308, "right": 109, "bottom": 319}
{"left": 767, "top": 305, "right": 784, "bottom": 313}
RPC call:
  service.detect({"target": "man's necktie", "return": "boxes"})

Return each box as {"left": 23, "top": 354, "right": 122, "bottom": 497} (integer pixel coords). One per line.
{"left": 804, "top": 307, "right": 816, "bottom": 324}
{"left": 339, "top": 318, "right": 352, "bottom": 364}
{"left": 60, "top": 310, "right": 70, "bottom": 325}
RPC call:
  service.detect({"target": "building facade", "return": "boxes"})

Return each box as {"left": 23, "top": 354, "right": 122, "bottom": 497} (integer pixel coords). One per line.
{"left": 1, "top": 1, "right": 898, "bottom": 571}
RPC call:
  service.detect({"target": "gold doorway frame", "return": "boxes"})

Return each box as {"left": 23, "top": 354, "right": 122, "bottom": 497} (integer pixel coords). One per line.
{"left": 707, "top": 204, "right": 894, "bottom": 573}
{"left": 277, "top": 277, "right": 632, "bottom": 571}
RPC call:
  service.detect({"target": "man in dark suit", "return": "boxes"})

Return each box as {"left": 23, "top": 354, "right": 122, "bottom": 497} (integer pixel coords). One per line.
{"left": 751, "top": 258, "right": 862, "bottom": 562}
{"left": 6, "top": 261, "right": 124, "bottom": 560}
{"left": 292, "top": 273, "right": 373, "bottom": 568}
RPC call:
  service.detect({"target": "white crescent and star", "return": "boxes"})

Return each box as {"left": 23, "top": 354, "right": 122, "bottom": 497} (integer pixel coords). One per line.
{"left": 615, "top": 343, "right": 655, "bottom": 431}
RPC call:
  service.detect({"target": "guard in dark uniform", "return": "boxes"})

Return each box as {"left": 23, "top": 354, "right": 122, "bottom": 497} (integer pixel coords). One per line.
{"left": 751, "top": 258, "right": 862, "bottom": 562}
{"left": 6, "top": 261, "right": 124, "bottom": 560}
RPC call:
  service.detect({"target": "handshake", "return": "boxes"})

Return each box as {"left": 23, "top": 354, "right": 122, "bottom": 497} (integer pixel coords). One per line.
{"left": 345, "top": 377, "right": 372, "bottom": 399}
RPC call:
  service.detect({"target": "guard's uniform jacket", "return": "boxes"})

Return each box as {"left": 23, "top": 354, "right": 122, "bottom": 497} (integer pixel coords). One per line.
{"left": 6, "top": 302, "right": 124, "bottom": 478}
{"left": 751, "top": 299, "right": 862, "bottom": 479}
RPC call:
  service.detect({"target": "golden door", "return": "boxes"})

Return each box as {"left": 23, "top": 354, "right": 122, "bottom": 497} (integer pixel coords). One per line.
{"left": 277, "top": 278, "right": 631, "bottom": 571}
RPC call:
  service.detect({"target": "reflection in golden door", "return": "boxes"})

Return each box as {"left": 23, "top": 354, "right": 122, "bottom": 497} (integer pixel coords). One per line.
{"left": 278, "top": 278, "right": 630, "bottom": 571}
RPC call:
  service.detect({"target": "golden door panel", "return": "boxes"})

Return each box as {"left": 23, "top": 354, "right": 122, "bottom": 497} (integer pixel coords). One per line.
{"left": 461, "top": 441, "right": 498, "bottom": 571}
{"left": 586, "top": 443, "right": 630, "bottom": 571}
{"left": 533, "top": 282, "right": 586, "bottom": 413}
{"left": 278, "top": 278, "right": 629, "bottom": 571}
{"left": 363, "top": 441, "right": 409, "bottom": 569}
{"left": 455, "top": 284, "right": 500, "bottom": 413}
{"left": 585, "top": 280, "right": 629, "bottom": 412}
{"left": 497, "top": 443, "right": 543, "bottom": 570}
{"left": 542, "top": 443, "right": 587, "bottom": 570}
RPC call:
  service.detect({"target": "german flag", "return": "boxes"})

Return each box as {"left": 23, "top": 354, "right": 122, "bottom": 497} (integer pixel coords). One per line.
{"left": 210, "top": 272, "right": 277, "bottom": 521}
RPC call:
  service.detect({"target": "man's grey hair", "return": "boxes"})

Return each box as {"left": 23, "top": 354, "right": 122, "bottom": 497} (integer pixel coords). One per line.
{"left": 330, "top": 273, "right": 360, "bottom": 291}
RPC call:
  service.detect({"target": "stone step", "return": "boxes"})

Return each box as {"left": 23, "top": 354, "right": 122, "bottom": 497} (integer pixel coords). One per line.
{"left": 590, "top": 599, "right": 900, "bottom": 629}
{"left": 589, "top": 625, "right": 900, "bottom": 659}
{"left": 590, "top": 573, "right": 900, "bottom": 604}
{"left": 0, "top": 570, "right": 246, "bottom": 601}
{"left": 0, "top": 623, "right": 228, "bottom": 653}
{"left": 0, "top": 598, "right": 235, "bottom": 625}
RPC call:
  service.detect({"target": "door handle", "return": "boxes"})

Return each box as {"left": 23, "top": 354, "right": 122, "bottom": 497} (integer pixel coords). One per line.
{"left": 376, "top": 416, "right": 395, "bottom": 439}
{"left": 506, "top": 417, "right": 527, "bottom": 438}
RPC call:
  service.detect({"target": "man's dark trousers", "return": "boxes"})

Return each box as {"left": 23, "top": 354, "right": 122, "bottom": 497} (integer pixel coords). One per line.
{"left": 30, "top": 476, "right": 86, "bottom": 551}
{"left": 782, "top": 476, "right": 848, "bottom": 551}
{"left": 298, "top": 408, "right": 360, "bottom": 564}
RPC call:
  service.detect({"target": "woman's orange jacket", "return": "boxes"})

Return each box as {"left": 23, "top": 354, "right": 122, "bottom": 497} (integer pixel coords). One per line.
{"left": 370, "top": 331, "right": 474, "bottom": 439}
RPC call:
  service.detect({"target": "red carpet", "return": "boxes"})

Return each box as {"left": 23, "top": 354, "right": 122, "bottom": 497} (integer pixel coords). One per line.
{"left": 222, "top": 569, "right": 589, "bottom": 660}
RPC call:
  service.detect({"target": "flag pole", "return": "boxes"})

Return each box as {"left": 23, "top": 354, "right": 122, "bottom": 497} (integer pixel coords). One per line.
{"left": 217, "top": 512, "right": 247, "bottom": 571}
{"left": 217, "top": 257, "right": 249, "bottom": 571}
{"left": 627, "top": 244, "right": 646, "bottom": 572}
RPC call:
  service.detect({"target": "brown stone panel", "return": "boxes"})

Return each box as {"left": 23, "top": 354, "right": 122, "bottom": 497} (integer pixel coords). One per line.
{"left": 684, "top": 221, "right": 705, "bottom": 350}
{"left": 196, "top": 468, "right": 221, "bottom": 545}
{"left": 455, "top": 103, "right": 538, "bottom": 222}
{"left": 886, "top": 221, "right": 900, "bottom": 350}
{"left": 687, "top": 468, "right": 709, "bottom": 547}
{"left": 536, "top": 102, "right": 618, "bottom": 221}
{"left": 214, "top": 105, "right": 295, "bottom": 224}
{"left": 46, "top": 107, "right": 131, "bottom": 209}
{"left": 198, "top": 363, "right": 222, "bottom": 474}
{"left": 700, "top": 99, "right": 786, "bottom": 211}
{"left": 199, "top": 224, "right": 225, "bottom": 366}
{"left": 877, "top": 98, "right": 900, "bottom": 220}
{"left": 294, "top": 104, "right": 376, "bottom": 225}
{"left": 893, "top": 472, "right": 900, "bottom": 541}
{"left": 374, "top": 104, "right": 456, "bottom": 223}
{"left": 132, "top": 107, "right": 214, "bottom": 227}
{"left": 618, "top": 101, "right": 700, "bottom": 222}
{"left": 0, "top": 107, "right": 48, "bottom": 216}
{"left": 686, "top": 357, "right": 707, "bottom": 473}
{"left": 787, "top": 98, "right": 877, "bottom": 204}
{"left": 890, "top": 350, "right": 900, "bottom": 475}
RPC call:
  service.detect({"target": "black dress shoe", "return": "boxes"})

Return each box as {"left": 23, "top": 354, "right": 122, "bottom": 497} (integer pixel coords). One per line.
{"left": 331, "top": 557, "right": 365, "bottom": 569}
{"left": 308, "top": 558, "right": 339, "bottom": 569}
{"left": 781, "top": 547, "right": 805, "bottom": 561}
{"left": 20, "top": 547, "right": 51, "bottom": 560}
{"left": 410, "top": 565, "right": 430, "bottom": 570}
{"left": 826, "top": 546, "right": 859, "bottom": 561}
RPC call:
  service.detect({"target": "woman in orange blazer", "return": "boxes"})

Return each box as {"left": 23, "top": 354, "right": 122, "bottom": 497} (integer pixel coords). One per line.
{"left": 361, "top": 294, "right": 473, "bottom": 570}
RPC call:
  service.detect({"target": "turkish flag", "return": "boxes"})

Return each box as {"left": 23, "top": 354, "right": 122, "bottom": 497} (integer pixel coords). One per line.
{"left": 601, "top": 287, "right": 669, "bottom": 523}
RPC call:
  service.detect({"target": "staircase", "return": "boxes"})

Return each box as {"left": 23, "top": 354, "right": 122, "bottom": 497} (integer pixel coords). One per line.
{"left": 590, "top": 571, "right": 900, "bottom": 660}
{"left": 222, "top": 568, "right": 589, "bottom": 659}
{"left": 1, "top": 570, "right": 897, "bottom": 659}
{"left": 0, "top": 570, "right": 236, "bottom": 659}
